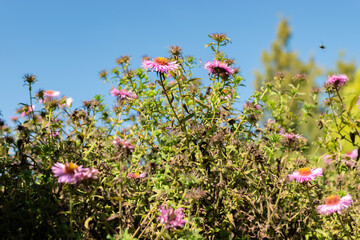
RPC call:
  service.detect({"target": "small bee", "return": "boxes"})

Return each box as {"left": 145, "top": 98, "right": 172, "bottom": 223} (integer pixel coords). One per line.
{"left": 319, "top": 42, "right": 326, "bottom": 50}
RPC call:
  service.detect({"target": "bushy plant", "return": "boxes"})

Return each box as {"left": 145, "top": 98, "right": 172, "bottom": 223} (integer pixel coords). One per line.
{"left": 1, "top": 33, "right": 360, "bottom": 239}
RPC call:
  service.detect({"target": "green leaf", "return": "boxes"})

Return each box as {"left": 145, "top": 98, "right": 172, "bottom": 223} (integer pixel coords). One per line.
{"left": 179, "top": 113, "right": 195, "bottom": 124}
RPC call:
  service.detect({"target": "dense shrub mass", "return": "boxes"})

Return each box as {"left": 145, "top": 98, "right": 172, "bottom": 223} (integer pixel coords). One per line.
{"left": 1, "top": 33, "right": 360, "bottom": 239}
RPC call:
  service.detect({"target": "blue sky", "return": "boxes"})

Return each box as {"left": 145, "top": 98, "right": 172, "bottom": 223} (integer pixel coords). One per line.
{"left": 1, "top": 0, "right": 359, "bottom": 123}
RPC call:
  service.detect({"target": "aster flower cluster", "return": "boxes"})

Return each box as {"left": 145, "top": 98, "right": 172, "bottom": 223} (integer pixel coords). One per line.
{"left": 158, "top": 205, "right": 187, "bottom": 230}
{"left": 110, "top": 88, "right": 137, "bottom": 99}
{"left": 324, "top": 74, "right": 348, "bottom": 92}
{"left": 51, "top": 162, "right": 99, "bottom": 184}
{"left": 288, "top": 166, "right": 353, "bottom": 215}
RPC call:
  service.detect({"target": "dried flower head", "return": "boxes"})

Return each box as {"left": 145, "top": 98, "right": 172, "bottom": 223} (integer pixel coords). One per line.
{"left": 116, "top": 55, "right": 131, "bottom": 65}
{"left": 99, "top": 70, "right": 108, "bottom": 78}
{"left": 317, "top": 194, "right": 352, "bottom": 215}
{"left": 169, "top": 45, "right": 182, "bottom": 57}
{"left": 23, "top": 74, "right": 37, "bottom": 85}
{"left": 209, "top": 33, "right": 228, "bottom": 43}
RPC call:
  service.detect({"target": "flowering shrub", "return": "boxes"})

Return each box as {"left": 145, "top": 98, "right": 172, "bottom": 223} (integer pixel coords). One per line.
{"left": 1, "top": 33, "right": 360, "bottom": 239}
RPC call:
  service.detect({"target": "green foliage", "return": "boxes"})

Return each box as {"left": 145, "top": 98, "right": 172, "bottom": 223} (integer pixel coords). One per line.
{"left": 1, "top": 29, "right": 360, "bottom": 240}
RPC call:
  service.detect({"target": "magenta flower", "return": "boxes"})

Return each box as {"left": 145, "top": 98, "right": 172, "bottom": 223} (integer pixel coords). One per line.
{"left": 76, "top": 168, "right": 99, "bottom": 180}
{"left": 51, "top": 162, "right": 85, "bottom": 184}
{"left": 324, "top": 74, "right": 348, "bottom": 91}
{"left": 288, "top": 167, "right": 323, "bottom": 183}
{"left": 317, "top": 194, "right": 353, "bottom": 215}
{"left": 282, "top": 132, "right": 302, "bottom": 141}
{"left": 142, "top": 57, "right": 179, "bottom": 73}
{"left": 51, "top": 162, "right": 98, "bottom": 184}
{"left": 345, "top": 149, "right": 358, "bottom": 159}
{"left": 127, "top": 172, "right": 146, "bottom": 179}
{"left": 112, "top": 137, "right": 135, "bottom": 152}
{"left": 204, "top": 60, "right": 234, "bottom": 76}
{"left": 44, "top": 90, "right": 60, "bottom": 98}
{"left": 323, "top": 154, "right": 333, "bottom": 165}
{"left": 110, "top": 88, "right": 137, "bottom": 99}
{"left": 21, "top": 105, "right": 35, "bottom": 118}
{"left": 158, "top": 205, "right": 187, "bottom": 230}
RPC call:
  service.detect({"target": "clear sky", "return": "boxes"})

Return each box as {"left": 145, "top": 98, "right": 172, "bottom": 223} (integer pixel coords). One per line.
{"left": 1, "top": 0, "right": 359, "bottom": 123}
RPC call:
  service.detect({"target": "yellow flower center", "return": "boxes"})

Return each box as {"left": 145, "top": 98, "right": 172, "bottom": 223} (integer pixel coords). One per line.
{"left": 325, "top": 194, "right": 341, "bottom": 205}
{"left": 65, "top": 163, "right": 78, "bottom": 174}
{"left": 154, "top": 57, "right": 168, "bottom": 65}
{"left": 298, "top": 167, "right": 312, "bottom": 176}
{"left": 134, "top": 172, "right": 140, "bottom": 177}
{"left": 46, "top": 90, "right": 54, "bottom": 94}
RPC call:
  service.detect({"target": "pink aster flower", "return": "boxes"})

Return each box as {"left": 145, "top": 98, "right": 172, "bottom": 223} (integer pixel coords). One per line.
{"left": 323, "top": 154, "right": 333, "bottom": 165}
{"left": 21, "top": 105, "right": 35, "bottom": 118}
{"left": 112, "top": 137, "right": 135, "bottom": 152}
{"left": 357, "top": 95, "right": 360, "bottom": 110}
{"left": 142, "top": 57, "right": 179, "bottom": 73}
{"left": 77, "top": 168, "right": 99, "bottom": 180}
{"left": 51, "top": 162, "right": 85, "bottom": 184}
{"left": 317, "top": 194, "right": 353, "bottom": 215}
{"left": 127, "top": 172, "right": 146, "bottom": 179}
{"left": 204, "top": 60, "right": 234, "bottom": 76}
{"left": 10, "top": 116, "right": 18, "bottom": 121}
{"left": 288, "top": 167, "right": 323, "bottom": 183}
{"left": 158, "top": 205, "right": 187, "bottom": 230}
{"left": 324, "top": 74, "right": 348, "bottom": 91}
{"left": 110, "top": 88, "right": 137, "bottom": 99}
{"left": 282, "top": 132, "right": 302, "bottom": 141}
{"left": 44, "top": 90, "right": 60, "bottom": 98}
{"left": 345, "top": 149, "right": 358, "bottom": 160}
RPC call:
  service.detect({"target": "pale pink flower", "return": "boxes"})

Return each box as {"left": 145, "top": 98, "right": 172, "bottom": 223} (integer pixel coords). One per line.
{"left": 112, "top": 137, "right": 135, "bottom": 152}
{"left": 288, "top": 167, "right": 323, "bottom": 183}
{"left": 282, "top": 132, "right": 302, "bottom": 141}
{"left": 317, "top": 194, "right": 353, "bottom": 215}
{"left": 51, "top": 162, "right": 98, "bottom": 184}
{"left": 204, "top": 60, "right": 234, "bottom": 76}
{"left": 44, "top": 90, "right": 60, "bottom": 98}
{"left": 110, "top": 88, "right": 137, "bottom": 99}
{"left": 66, "top": 97, "right": 73, "bottom": 107}
{"left": 142, "top": 57, "right": 179, "bottom": 73}
{"left": 77, "top": 168, "right": 99, "bottom": 180}
{"left": 10, "top": 116, "right": 18, "bottom": 121}
{"left": 357, "top": 95, "right": 360, "bottom": 110}
{"left": 345, "top": 149, "right": 358, "bottom": 159}
{"left": 127, "top": 172, "right": 146, "bottom": 179}
{"left": 324, "top": 74, "right": 348, "bottom": 91}
{"left": 21, "top": 105, "right": 35, "bottom": 118}
{"left": 51, "top": 162, "right": 85, "bottom": 184}
{"left": 323, "top": 155, "right": 333, "bottom": 165}
{"left": 158, "top": 205, "right": 187, "bottom": 230}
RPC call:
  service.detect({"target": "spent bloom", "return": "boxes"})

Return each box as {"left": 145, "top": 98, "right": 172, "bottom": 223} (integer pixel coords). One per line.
{"left": 324, "top": 74, "right": 348, "bottom": 91}
{"left": 317, "top": 194, "right": 353, "bottom": 215}
{"left": 158, "top": 205, "right": 187, "bottom": 230}
{"left": 110, "top": 88, "right": 137, "bottom": 99}
{"left": 142, "top": 57, "right": 179, "bottom": 73}
{"left": 127, "top": 172, "right": 146, "bottom": 179}
{"left": 288, "top": 167, "right": 323, "bottom": 183}
{"left": 44, "top": 90, "right": 60, "bottom": 98}
{"left": 51, "top": 162, "right": 98, "bottom": 184}
{"left": 204, "top": 60, "right": 234, "bottom": 76}
{"left": 112, "top": 137, "right": 135, "bottom": 152}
